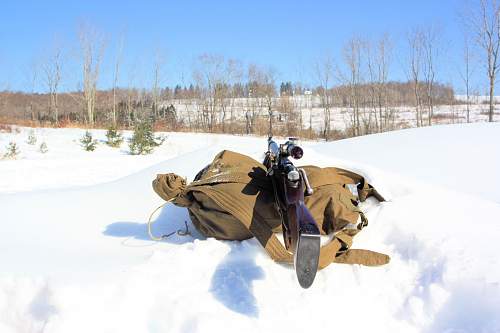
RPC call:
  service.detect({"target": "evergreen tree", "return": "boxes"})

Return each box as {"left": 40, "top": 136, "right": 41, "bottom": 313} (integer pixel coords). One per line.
{"left": 174, "top": 85, "right": 182, "bottom": 98}
{"left": 26, "top": 130, "right": 37, "bottom": 145}
{"left": 80, "top": 131, "right": 98, "bottom": 151}
{"left": 39, "top": 142, "right": 48, "bottom": 154}
{"left": 3, "top": 142, "right": 20, "bottom": 159}
{"left": 280, "top": 82, "right": 286, "bottom": 96}
{"left": 128, "top": 121, "right": 165, "bottom": 155}
{"left": 105, "top": 126, "right": 123, "bottom": 148}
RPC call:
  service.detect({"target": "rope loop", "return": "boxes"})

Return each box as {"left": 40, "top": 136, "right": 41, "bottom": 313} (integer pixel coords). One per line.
{"left": 147, "top": 200, "right": 174, "bottom": 241}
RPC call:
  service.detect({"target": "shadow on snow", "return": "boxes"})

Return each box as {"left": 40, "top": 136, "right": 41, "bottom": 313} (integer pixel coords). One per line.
{"left": 103, "top": 203, "right": 265, "bottom": 318}
{"left": 209, "top": 241, "right": 265, "bottom": 318}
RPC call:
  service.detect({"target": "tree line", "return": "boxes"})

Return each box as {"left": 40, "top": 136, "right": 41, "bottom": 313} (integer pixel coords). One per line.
{"left": 0, "top": 0, "right": 498, "bottom": 140}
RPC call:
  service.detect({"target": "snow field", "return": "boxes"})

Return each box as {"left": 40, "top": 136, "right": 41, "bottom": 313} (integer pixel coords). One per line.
{"left": 0, "top": 123, "right": 499, "bottom": 332}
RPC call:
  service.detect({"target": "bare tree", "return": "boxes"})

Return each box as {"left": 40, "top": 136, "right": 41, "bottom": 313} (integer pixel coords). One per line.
{"left": 422, "top": 25, "right": 440, "bottom": 126}
{"left": 459, "top": 31, "right": 474, "bottom": 123}
{"left": 246, "top": 65, "right": 277, "bottom": 135}
{"left": 407, "top": 28, "right": 424, "bottom": 127}
{"left": 178, "top": 62, "right": 195, "bottom": 130}
{"left": 467, "top": 0, "right": 500, "bottom": 122}
{"left": 125, "top": 62, "right": 139, "bottom": 127}
{"left": 42, "top": 44, "right": 62, "bottom": 125}
{"left": 314, "top": 54, "right": 334, "bottom": 139}
{"left": 78, "top": 23, "right": 105, "bottom": 126}
{"left": 263, "top": 69, "right": 276, "bottom": 136}
{"left": 342, "top": 37, "right": 364, "bottom": 136}
{"left": 112, "top": 33, "right": 125, "bottom": 126}
{"left": 365, "top": 41, "right": 379, "bottom": 131}
{"left": 366, "top": 34, "right": 392, "bottom": 132}
{"left": 194, "top": 54, "right": 222, "bottom": 132}
{"left": 246, "top": 64, "right": 267, "bottom": 134}
{"left": 220, "top": 59, "right": 242, "bottom": 133}
{"left": 25, "top": 61, "right": 38, "bottom": 122}
{"left": 151, "top": 49, "right": 165, "bottom": 123}
{"left": 194, "top": 54, "right": 242, "bottom": 133}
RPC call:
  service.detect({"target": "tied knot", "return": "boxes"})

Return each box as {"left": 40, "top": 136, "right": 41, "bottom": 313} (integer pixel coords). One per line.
{"left": 152, "top": 173, "right": 188, "bottom": 205}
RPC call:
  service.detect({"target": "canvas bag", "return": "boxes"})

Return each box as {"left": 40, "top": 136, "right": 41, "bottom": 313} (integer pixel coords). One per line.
{"left": 152, "top": 150, "right": 389, "bottom": 269}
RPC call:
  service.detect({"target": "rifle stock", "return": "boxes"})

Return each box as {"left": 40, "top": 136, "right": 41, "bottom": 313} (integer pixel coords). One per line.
{"left": 265, "top": 137, "right": 321, "bottom": 288}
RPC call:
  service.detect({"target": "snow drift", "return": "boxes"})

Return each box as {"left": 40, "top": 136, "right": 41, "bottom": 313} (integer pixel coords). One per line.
{"left": 0, "top": 124, "right": 499, "bottom": 333}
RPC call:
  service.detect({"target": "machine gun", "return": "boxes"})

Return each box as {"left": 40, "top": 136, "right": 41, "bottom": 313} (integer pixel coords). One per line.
{"left": 264, "top": 137, "right": 321, "bottom": 288}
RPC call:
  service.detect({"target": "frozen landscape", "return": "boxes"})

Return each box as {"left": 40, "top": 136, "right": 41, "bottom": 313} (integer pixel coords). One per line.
{"left": 0, "top": 123, "right": 499, "bottom": 333}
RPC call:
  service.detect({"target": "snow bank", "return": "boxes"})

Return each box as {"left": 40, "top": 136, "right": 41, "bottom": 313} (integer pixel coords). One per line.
{"left": 1, "top": 124, "right": 499, "bottom": 332}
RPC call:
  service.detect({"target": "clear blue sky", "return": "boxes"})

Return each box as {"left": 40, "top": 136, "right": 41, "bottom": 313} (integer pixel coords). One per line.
{"left": 0, "top": 0, "right": 479, "bottom": 93}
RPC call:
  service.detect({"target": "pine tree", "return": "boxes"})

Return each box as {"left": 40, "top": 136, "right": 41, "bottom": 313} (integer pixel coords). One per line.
{"left": 3, "top": 142, "right": 20, "bottom": 159}
{"left": 128, "top": 121, "right": 165, "bottom": 155}
{"left": 80, "top": 131, "right": 98, "bottom": 151}
{"left": 39, "top": 142, "right": 48, "bottom": 154}
{"left": 105, "top": 126, "right": 123, "bottom": 148}
{"left": 26, "top": 130, "right": 37, "bottom": 145}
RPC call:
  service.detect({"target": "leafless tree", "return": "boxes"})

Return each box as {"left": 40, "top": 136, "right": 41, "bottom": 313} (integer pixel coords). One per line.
{"left": 314, "top": 54, "right": 334, "bottom": 139}
{"left": 241, "top": 64, "right": 276, "bottom": 136}
{"left": 221, "top": 59, "right": 242, "bottom": 133}
{"left": 25, "top": 61, "right": 38, "bottom": 122}
{"left": 178, "top": 62, "right": 195, "bottom": 130}
{"left": 194, "top": 54, "right": 243, "bottom": 133}
{"left": 42, "top": 44, "right": 62, "bottom": 124}
{"left": 78, "top": 23, "right": 105, "bottom": 126}
{"left": 111, "top": 33, "right": 125, "bottom": 126}
{"left": 366, "top": 34, "right": 392, "bottom": 132}
{"left": 125, "top": 63, "right": 138, "bottom": 127}
{"left": 459, "top": 31, "right": 474, "bottom": 123}
{"left": 467, "top": 0, "right": 500, "bottom": 122}
{"left": 342, "top": 37, "right": 364, "bottom": 136}
{"left": 407, "top": 28, "right": 425, "bottom": 127}
{"left": 151, "top": 49, "right": 165, "bottom": 123}
{"left": 262, "top": 69, "right": 277, "bottom": 136}
{"left": 278, "top": 94, "right": 299, "bottom": 136}
{"left": 422, "top": 25, "right": 440, "bottom": 126}
{"left": 194, "top": 54, "right": 223, "bottom": 132}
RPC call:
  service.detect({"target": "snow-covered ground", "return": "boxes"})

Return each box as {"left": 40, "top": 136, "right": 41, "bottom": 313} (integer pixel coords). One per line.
{"left": 0, "top": 124, "right": 499, "bottom": 333}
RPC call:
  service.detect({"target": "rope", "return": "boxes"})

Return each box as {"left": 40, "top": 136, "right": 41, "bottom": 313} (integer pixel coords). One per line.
{"left": 147, "top": 199, "right": 192, "bottom": 241}
{"left": 147, "top": 199, "right": 174, "bottom": 241}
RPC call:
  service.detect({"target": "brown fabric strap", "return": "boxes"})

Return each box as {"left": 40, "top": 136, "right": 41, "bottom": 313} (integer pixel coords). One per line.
{"left": 318, "top": 237, "right": 344, "bottom": 269}
{"left": 264, "top": 235, "right": 293, "bottom": 263}
{"left": 175, "top": 185, "right": 388, "bottom": 269}
{"left": 318, "top": 232, "right": 389, "bottom": 268}
{"left": 334, "top": 249, "right": 390, "bottom": 266}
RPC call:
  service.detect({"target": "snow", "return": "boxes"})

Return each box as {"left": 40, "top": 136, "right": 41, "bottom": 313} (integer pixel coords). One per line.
{"left": 1, "top": 124, "right": 499, "bottom": 332}
{"left": 455, "top": 94, "right": 500, "bottom": 103}
{"left": 168, "top": 97, "right": 497, "bottom": 132}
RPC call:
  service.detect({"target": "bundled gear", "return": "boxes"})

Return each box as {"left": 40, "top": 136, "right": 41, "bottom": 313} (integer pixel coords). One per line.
{"left": 151, "top": 149, "right": 389, "bottom": 286}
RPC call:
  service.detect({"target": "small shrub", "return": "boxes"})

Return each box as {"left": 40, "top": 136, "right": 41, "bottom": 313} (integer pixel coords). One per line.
{"left": 27, "top": 130, "right": 37, "bottom": 145}
{"left": 3, "top": 142, "right": 20, "bottom": 159}
{"left": 129, "top": 121, "right": 165, "bottom": 155}
{"left": 39, "top": 142, "right": 48, "bottom": 153}
{"left": 105, "top": 126, "right": 124, "bottom": 148}
{"left": 156, "top": 134, "right": 167, "bottom": 145}
{"left": 80, "top": 131, "right": 98, "bottom": 151}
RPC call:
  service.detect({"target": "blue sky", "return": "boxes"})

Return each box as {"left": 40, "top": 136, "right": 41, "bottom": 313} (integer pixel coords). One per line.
{"left": 0, "top": 0, "right": 480, "bottom": 93}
